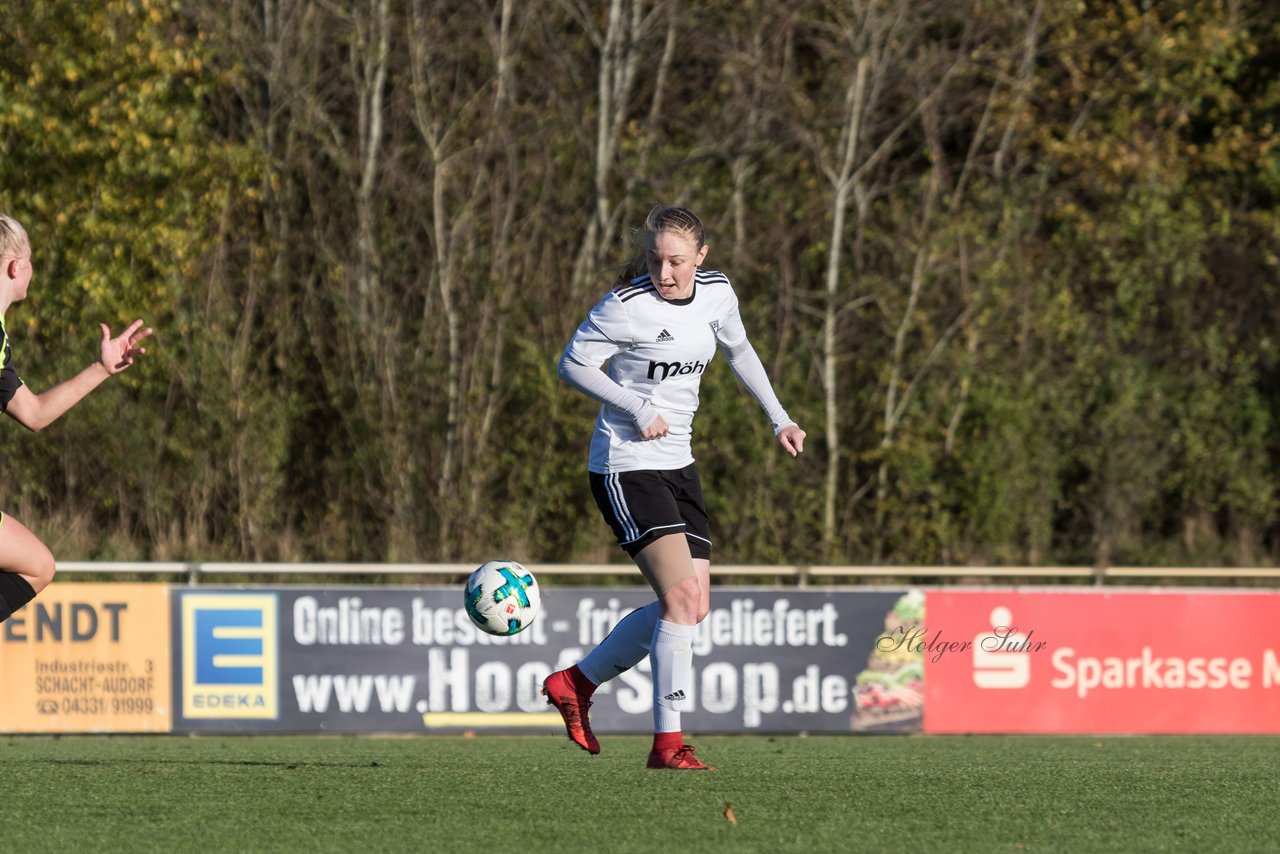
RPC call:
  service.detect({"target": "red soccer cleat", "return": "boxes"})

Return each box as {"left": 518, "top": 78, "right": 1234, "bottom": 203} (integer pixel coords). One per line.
{"left": 542, "top": 669, "right": 600, "bottom": 754}
{"left": 646, "top": 743, "right": 715, "bottom": 771}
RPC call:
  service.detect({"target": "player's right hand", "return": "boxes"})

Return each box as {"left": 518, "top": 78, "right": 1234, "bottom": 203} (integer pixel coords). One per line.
{"left": 640, "top": 414, "right": 670, "bottom": 441}
{"left": 100, "top": 319, "right": 153, "bottom": 375}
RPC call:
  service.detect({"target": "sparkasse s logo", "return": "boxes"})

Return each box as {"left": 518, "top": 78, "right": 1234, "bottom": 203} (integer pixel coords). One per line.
{"left": 181, "top": 593, "right": 279, "bottom": 719}
{"left": 973, "top": 606, "right": 1040, "bottom": 689}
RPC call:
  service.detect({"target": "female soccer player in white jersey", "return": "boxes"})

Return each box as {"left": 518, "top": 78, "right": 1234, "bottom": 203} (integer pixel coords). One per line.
{"left": 0, "top": 215, "right": 152, "bottom": 625}
{"left": 544, "top": 206, "right": 805, "bottom": 770}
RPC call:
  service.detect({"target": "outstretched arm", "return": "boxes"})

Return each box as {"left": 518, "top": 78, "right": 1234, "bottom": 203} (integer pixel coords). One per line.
{"left": 721, "top": 338, "right": 806, "bottom": 457}
{"left": 5, "top": 320, "right": 152, "bottom": 432}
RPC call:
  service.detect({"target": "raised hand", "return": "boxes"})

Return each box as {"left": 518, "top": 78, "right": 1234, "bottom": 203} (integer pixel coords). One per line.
{"left": 100, "top": 319, "right": 153, "bottom": 375}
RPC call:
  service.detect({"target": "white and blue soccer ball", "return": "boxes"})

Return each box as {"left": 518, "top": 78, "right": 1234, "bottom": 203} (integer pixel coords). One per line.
{"left": 464, "top": 560, "right": 541, "bottom": 636}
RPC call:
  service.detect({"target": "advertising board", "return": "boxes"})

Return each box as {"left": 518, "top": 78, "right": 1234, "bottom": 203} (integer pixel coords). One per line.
{"left": 172, "top": 586, "right": 919, "bottom": 734}
{"left": 924, "top": 589, "right": 1280, "bottom": 733}
{"left": 0, "top": 583, "right": 172, "bottom": 732}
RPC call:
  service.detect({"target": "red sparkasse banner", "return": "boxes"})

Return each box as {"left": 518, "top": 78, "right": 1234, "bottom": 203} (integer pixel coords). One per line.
{"left": 923, "top": 589, "right": 1280, "bottom": 734}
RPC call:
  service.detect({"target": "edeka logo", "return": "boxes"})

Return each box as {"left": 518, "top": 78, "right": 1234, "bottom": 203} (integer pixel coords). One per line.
{"left": 181, "top": 593, "right": 279, "bottom": 719}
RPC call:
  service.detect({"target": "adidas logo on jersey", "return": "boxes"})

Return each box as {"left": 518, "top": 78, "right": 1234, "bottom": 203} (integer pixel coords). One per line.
{"left": 656, "top": 328, "right": 675, "bottom": 342}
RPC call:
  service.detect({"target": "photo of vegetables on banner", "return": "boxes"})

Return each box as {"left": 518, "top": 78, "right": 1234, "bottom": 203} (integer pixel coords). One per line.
{"left": 851, "top": 589, "right": 924, "bottom": 732}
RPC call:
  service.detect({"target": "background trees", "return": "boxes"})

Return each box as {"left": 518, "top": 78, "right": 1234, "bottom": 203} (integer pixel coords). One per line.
{"left": 2, "top": 0, "right": 1278, "bottom": 568}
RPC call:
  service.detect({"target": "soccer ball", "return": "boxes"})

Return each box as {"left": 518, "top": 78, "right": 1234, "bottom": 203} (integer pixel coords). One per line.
{"left": 464, "top": 560, "right": 541, "bottom": 636}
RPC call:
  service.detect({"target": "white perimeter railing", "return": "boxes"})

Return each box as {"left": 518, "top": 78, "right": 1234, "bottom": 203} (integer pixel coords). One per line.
{"left": 50, "top": 561, "right": 1280, "bottom": 586}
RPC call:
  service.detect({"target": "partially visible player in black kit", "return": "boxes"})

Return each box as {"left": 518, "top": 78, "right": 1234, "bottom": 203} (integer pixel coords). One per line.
{"left": 0, "top": 215, "right": 152, "bottom": 624}
{"left": 544, "top": 206, "right": 805, "bottom": 770}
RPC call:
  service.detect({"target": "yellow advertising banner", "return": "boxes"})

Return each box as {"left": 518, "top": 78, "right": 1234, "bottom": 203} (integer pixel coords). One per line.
{"left": 0, "top": 583, "right": 172, "bottom": 733}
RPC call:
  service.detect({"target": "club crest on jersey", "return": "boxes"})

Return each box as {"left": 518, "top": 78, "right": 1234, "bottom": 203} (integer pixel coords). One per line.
{"left": 708, "top": 320, "right": 720, "bottom": 333}
{"left": 656, "top": 328, "right": 675, "bottom": 343}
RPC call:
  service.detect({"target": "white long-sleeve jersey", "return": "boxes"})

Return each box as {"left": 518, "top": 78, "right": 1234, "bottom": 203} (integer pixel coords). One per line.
{"left": 560, "top": 268, "right": 794, "bottom": 474}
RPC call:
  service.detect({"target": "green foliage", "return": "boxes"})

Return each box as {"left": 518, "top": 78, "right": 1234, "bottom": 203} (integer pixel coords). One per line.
{"left": 0, "top": 0, "right": 262, "bottom": 557}
{"left": 3, "top": 0, "right": 1280, "bottom": 568}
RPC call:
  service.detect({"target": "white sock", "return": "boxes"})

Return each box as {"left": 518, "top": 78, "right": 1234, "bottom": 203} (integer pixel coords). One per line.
{"left": 578, "top": 601, "right": 661, "bottom": 686}
{"left": 651, "top": 619, "right": 695, "bottom": 733}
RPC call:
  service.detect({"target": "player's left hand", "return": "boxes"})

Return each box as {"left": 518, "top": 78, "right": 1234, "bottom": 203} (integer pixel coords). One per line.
{"left": 778, "top": 425, "right": 806, "bottom": 457}
{"left": 100, "top": 320, "right": 153, "bottom": 375}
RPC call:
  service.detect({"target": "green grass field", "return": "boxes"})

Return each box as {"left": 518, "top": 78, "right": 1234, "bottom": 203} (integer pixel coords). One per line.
{"left": 7, "top": 733, "right": 1278, "bottom": 852}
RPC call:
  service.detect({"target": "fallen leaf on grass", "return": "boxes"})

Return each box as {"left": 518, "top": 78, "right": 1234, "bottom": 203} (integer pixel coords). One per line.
{"left": 723, "top": 803, "right": 737, "bottom": 826}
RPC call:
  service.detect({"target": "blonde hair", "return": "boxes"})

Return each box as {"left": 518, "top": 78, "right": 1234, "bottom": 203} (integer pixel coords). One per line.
{"left": 0, "top": 216, "right": 29, "bottom": 259}
{"left": 617, "top": 205, "right": 707, "bottom": 284}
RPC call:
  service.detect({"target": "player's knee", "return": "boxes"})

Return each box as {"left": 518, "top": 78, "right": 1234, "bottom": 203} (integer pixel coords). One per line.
{"left": 28, "top": 548, "right": 55, "bottom": 592}
{"left": 661, "top": 577, "right": 701, "bottom": 624}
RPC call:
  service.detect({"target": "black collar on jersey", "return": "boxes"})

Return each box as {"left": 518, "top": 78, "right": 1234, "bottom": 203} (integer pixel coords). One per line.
{"left": 668, "top": 284, "right": 696, "bottom": 306}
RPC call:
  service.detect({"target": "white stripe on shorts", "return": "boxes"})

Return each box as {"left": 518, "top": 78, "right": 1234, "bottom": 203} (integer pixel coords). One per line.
{"left": 686, "top": 532, "right": 712, "bottom": 549}
{"left": 606, "top": 473, "right": 640, "bottom": 542}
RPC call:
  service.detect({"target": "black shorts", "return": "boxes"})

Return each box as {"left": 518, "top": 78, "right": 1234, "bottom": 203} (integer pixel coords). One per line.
{"left": 589, "top": 464, "right": 712, "bottom": 559}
